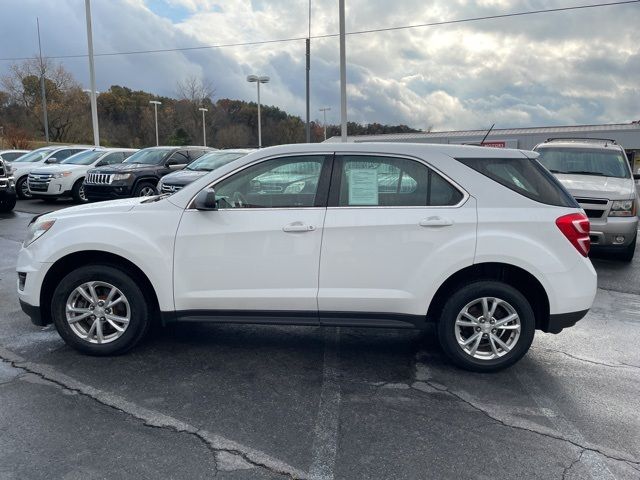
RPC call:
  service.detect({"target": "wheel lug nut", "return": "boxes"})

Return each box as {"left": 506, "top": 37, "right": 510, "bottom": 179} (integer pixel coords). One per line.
{"left": 492, "top": 329, "right": 497, "bottom": 333}
{"left": 90, "top": 315, "right": 96, "bottom": 320}
{"left": 475, "top": 327, "right": 481, "bottom": 332}
{"left": 479, "top": 319, "right": 485, "bottom": 323}
{"left": 90, "top": 306, "right": 94, "bottom": 310}
{"left": 490, "top": 319, "right": 495, "bottom": 324}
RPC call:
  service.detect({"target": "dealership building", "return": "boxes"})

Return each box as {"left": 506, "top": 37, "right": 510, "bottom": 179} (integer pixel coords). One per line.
{"left": 325, "top": 121, "right": 640, "bottom": 170}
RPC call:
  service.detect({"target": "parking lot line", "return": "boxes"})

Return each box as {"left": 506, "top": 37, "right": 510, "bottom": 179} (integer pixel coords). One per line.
{"left": 309, "top": 327, "right": 342, "bottom": 480}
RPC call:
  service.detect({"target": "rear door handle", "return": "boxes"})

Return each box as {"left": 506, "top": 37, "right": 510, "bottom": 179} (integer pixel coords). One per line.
{"left": 419, "top": 216, "right": 454, "bottom": 227}
{"left": 283, "top": 222, "right": 316, "bottom": 233}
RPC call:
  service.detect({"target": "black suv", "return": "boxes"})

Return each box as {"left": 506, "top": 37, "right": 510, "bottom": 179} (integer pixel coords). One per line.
{"left": 84, "top": 146, "right": 213, "bottom": 201}
{"left": 0, "top": 157, "right": 17, "bottom": 212}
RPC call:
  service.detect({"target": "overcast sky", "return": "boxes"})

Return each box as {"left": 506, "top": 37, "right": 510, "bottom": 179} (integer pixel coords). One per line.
{"left": 1, "top": 0, "right": 639, "bottom": 131}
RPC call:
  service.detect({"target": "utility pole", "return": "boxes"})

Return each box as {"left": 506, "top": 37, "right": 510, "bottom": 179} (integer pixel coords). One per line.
{"left": 149, "top": 100, "right": 161, "bottom": 146}
{"left": 319, "top": 107, "right": 331, "bottom": 141}
{"left": 199, "top": 107, "right": 208, "bottom": 146}
{"left": 84, "top": 0, "right": 100, "bottom": 146}
{"left": 36, "top": 18, "right": 49, "bottom": 144}
{"left": 339, "top": 0, "right": 347, "bottom": 142}
{"left": 305, "top": 0, "right": 311, "bottom": 143}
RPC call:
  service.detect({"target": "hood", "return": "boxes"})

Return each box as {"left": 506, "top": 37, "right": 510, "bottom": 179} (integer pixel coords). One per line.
{"left": 41, "top": 197, "right": 148, "bottom": 221}
{"left": 161, "top": 169, "right": 207, "bottom": 186}
{"left": 30, "top": 164, "right": 86, "bottom": 175}
{"left": 91, "top": 163, "right": 159, "bottom": 173}
{"left": 554, "top": 173, "right": 636, "bottom": 199}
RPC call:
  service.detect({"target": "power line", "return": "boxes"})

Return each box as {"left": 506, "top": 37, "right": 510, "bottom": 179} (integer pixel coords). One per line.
{"left": 1, "top": 0, "right": 637, "bottom": 62}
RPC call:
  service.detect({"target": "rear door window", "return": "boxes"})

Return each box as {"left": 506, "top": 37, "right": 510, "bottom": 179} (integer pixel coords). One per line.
{"left": 456, "top": 157, "right": 578, "bottom": 207}
{"left": 332, "top": 155, "right": 464, "bottom": 207}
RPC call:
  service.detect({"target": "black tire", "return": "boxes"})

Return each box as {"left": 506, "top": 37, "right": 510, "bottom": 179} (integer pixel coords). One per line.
{"left": 51, "top": 265, "right": 150, "bottom": 355}
{"left": 15, "top": 176, "right": 31, "bottom": 199}
{"left": 437, "top": 281, "right": 535, "bottom": 372}
{"left": 0, "top": 195, "right": 16, "bottom": 212}
{"left": 618, "top": 234, "right": 636, "bottom": 262}
{"left": 71, "top": 178, "right": 88, "bottom": 203}
{"left": 133, "top": 181, "right": 157, "bottom": 197}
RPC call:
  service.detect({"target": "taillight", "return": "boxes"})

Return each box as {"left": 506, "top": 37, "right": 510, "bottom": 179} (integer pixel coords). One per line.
{"left": 556, "top": 213, "right": 590, "bottom": 257}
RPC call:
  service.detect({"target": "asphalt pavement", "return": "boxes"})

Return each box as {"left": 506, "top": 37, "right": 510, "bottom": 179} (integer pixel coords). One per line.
{"left": 1, "top": 200, "right": 639, "bottom": 480}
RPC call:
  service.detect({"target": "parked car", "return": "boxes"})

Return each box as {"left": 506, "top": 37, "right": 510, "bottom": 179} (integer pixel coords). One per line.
{"left": 12, "top": 146, "right": 91, "bottom": 199}
{"left": 158, "top": 149, "right": 254, "bottom": 194}
{"left": 27, "top": 148, "right": 137, "bottom": 203}
{"left": 0, "top": 156, "right": 16, "bottom": 212}
{"left": 534, "top": 138, "right": 639, "bottom": 261}
{"left": 0, "top": 149, "right": 30, "bottom": 165}
{"left": 16, "top": 143, "right": 597, "bottom": 372}
{"left": 84, "top": 146, "right": 213, "bottom": 201}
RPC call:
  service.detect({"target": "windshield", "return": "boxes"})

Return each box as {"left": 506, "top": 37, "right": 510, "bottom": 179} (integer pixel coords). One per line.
{"left": 11, "top": 148, "right": 55, "bottom": 163}
{"left": 61, "top": 150, "right": 105, "bottom": 165}
{"left": 537, "top": 147, "right": 631, "bottom": 179}
{"left": 186, "top": 151, "right": 249, "bottom": 171}
{"left": 123, "top": 149, "right": 170, "bottom": 165}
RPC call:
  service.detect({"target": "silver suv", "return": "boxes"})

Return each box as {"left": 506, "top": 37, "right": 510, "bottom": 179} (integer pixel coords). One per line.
{"left": 534, "top": 138, "right": 638, "bottom": 261}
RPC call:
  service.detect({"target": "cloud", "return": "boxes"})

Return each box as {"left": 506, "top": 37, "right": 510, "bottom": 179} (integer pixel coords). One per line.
{"left": 1, "top": 0, "right": 639, "bottom": 132}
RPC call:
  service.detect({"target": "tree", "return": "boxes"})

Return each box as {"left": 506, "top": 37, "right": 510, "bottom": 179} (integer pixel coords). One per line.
{"left": 1, "top": 59, "right": 89, "bottom": 142}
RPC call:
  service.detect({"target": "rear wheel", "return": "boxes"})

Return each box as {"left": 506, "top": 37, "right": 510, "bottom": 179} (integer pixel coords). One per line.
{"left": 71, "top": 178, "right": 88, "bottom": 203}
{"left": 134, "top": 181, "right": 157, "bottom": 197}
{"left": 0, "top": 195, "right": 16, "bottom": 212}
{"left": 16, "top": 176, "right": 31, "bottom": 199}
{"left": 437, "top": 281, "right": 535, "bottom": 372}
{"left": 51, "top": 265, "right": 150, "bottom": 355}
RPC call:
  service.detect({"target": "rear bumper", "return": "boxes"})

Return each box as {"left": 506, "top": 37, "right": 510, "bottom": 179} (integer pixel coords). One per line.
{"left": 545, "top": 309, "right": 589, "bottom": 334}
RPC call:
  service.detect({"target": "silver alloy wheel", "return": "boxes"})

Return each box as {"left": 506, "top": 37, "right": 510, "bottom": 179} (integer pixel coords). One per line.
{"left": 78, "top": 184, "right": 87, "bottom": 202}
{"left": 65, "top": 281, "right": 131, "bottom": 344}
{"left": 454, "top": 296, "right": 521, "bottom": 360}
{"left": 20, "top": 178, "right": 31, "bottom": 198}
{"left": 138, "top": 186, "right": 156, "bottom": 196}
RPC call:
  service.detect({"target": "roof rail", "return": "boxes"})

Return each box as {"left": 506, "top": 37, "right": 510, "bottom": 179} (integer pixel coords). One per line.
{"left": 545, "top": 137, "right": 617, "bottom": 145}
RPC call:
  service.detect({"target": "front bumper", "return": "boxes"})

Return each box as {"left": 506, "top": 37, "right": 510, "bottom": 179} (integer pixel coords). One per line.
{"left": 0, "top": 178, "right": 16, "bottom": 197}
{"left": 84, "top": 183, "right": 133, "bottom": 200}
{"left": 589, "top": 216, "right": 638, "bottom": 247}
{"left": 28, "top": 177, "right": 74, "bottom": 197}
{"left": 19, "top": 299, "right": 47, "bottom": 326}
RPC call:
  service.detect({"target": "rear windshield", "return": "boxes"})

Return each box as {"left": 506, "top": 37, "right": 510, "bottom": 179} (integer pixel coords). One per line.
{"left": 535, "top": 147, "right": 630, "bottom": 179}
{"left": 456, "top": 157, "right": 578, "bottom": 208}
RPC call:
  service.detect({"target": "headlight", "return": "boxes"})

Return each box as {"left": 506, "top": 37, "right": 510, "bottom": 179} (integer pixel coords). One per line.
{"left": 53, "top": 171, "right": 73, "bottom": 179}
{"left": 284, "top": 181, "right": 306, "bottom": 194}
{"left": 112, "top": 173, "right": 132, "bottom": 181}
{"left": 24, "top": 219, "right": 56, "bottom": 247}
{"left": 609, "top": 200, "right": 635, "bottom": 217}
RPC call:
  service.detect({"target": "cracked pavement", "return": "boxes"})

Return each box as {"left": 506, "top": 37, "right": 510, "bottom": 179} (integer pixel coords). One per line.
{"left": 1, "top": 202, "right": 639, "bottom": 479}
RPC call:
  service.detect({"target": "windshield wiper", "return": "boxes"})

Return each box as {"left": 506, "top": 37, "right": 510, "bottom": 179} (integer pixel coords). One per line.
{"left": 565, "top": 171, "right": 606, "bottom": 176}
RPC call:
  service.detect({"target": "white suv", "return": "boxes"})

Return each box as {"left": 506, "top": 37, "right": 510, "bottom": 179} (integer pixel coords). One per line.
{"left": 27, "top": 148, "right": 137, "bottom": 203}
{"left": 16, "top": 143, "right": 597, "bottom": 371}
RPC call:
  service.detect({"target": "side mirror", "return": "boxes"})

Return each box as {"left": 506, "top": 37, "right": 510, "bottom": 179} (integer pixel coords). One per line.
{"left": 45, "top": 157, "right": 58, "bottom": 164}
{"left": 166, "top": 159, "right": 186, "bottom": 170}
{"left": 193, "top": 188, "right": 217, "bottom": 211}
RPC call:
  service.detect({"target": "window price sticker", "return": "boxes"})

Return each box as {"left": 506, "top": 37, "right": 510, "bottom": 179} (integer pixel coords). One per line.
{"left": 348, "top": 168, "right": 379, "bottom": 205}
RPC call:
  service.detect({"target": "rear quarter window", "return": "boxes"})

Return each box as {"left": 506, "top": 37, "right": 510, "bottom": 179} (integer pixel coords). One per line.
{"left": 456, "top": 157, "right": 578, "bottom": 208}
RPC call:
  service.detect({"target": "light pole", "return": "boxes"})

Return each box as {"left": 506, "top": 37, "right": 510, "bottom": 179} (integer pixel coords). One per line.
{"left": 149, "top": 100, "right": 162, "bottom": 146}
{"left": 36, "top": 18, "right": 49, "bottom": 144}
{"left": 319, "top": 107, "right": 331, "bottom": 141}
{"left": 84, "top": 0, "right": 99, "bottom": 146}
{"left": 246, "top": 75, "right": 269, "bottom": 148}
{"left": 199, "top": 107, "right": 208, "bottom": 146}
{"left": 339, "top": 0, "right": 347, "bottom": 142}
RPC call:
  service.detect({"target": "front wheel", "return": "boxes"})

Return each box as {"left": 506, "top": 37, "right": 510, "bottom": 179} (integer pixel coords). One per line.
{"left": 71, "top": 178, "right": 88, "bottom": 203}
{"left": 134, "top": 181, "right": 157, "bottom": 197}
{"left": 0, "top": 195, "right": 16, "bottom": 212}
{"left": 16, "top": 176, "right": 31, "bottom": 199}
{"left": 437, "top": 281, "right": 535, "bottom": 372}
{"left": 51, "top": 265, "right": 150, "bottom": 355}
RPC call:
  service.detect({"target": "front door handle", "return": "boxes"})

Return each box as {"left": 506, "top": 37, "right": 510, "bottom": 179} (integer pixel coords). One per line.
{"left": 419, "top": 216, "right": 454, "bottom": 227}
{"left": 283, "top": 222, "right": 316, "bottom": 233}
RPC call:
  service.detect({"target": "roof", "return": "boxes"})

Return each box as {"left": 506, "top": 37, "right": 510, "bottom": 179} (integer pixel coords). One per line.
{"left": 325, "top": 122, "right": 640, "bottom": 143}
